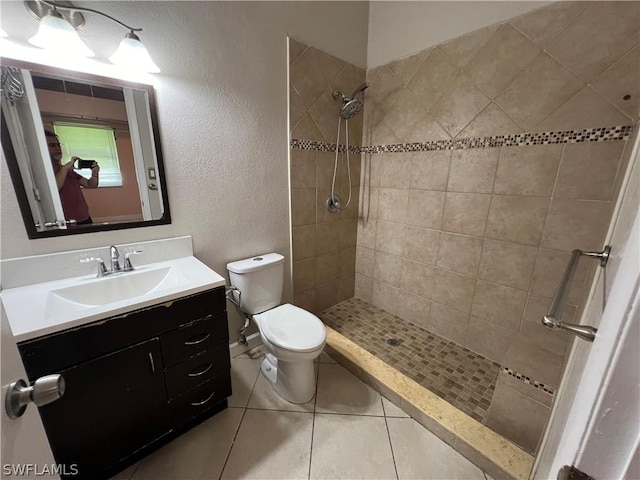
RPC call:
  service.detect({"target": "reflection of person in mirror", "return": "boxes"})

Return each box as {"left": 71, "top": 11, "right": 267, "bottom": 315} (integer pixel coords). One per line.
{"left": 45, "top": 130, "right": 100, "bottom": 225}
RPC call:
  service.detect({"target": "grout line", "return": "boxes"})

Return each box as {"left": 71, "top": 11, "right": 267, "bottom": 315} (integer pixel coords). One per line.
{"left": 217, "top": 405, "right": 250, "bottom": 480}
{"left": 382, "top": 398, "right": 401, "bottom": 480}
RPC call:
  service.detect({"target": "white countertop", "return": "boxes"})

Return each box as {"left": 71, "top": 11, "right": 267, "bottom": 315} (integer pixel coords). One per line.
{"left": 1, "top": 256, "right": 226, "bottom": 343}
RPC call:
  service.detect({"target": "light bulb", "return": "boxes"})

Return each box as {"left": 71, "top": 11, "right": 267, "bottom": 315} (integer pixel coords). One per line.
{"left": 109, "top": 32, "right": 160, "bottom": 73}
{"left": 28, "top": 9, "right": 94, "bottom": 57}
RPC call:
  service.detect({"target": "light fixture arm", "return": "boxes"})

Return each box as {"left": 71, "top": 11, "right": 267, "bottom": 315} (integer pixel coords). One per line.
{"left": 38, "top": 0, "right": 143, "bottom": 32}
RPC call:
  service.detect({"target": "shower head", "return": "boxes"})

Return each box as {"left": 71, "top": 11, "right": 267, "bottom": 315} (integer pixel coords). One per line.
{"left": 333, "top": 82, "right": 369, "bottom": 119}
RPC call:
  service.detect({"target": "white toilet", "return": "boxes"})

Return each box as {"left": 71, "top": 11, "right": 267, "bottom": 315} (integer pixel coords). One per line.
{"left": 227, "top": 253, "right": 326, "bottom": 403}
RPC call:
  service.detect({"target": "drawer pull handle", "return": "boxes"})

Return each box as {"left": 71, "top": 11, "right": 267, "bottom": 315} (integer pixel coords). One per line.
{"left": 148, "top": 352, "right": 156, "bottom": 374}
{"left": 184, "top": 333, "right": 211, "bottom": 346}
{"left": 191, "top": 390, "right": 215, "bottom": 406}
{"left": 188, "top": 363, "right": 213, "bottom": 377}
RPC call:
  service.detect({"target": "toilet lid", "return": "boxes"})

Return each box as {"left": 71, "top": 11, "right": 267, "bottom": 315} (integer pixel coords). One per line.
{"left": 256, "top": 304, "right": 326, "bottom": 353}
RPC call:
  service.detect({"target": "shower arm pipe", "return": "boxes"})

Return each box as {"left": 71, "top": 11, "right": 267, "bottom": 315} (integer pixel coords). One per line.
{"left": 39, "top": 0, "right": 143, "bottom": 32}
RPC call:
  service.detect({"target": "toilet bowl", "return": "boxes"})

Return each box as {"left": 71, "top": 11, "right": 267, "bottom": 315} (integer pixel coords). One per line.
{"left": 227, "top": 254, "right": 326, "bottom": 404}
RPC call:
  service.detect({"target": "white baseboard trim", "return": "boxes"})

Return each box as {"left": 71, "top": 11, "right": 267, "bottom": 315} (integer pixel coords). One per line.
{"left": 229, "top": 332, "right": 262, "bottom": 358}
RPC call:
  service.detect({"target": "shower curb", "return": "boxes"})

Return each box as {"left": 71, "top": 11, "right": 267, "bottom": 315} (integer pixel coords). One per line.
{"left": 324, "top": 326, "right": 534, "bottom": 480}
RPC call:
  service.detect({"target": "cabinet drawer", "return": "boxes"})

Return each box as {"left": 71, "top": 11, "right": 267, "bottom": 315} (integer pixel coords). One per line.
{"left": 160, "top": 312, "right": 228, "bottom": 367}
{"left": 168, "top": 374, "right": 232, "bottom": 427}
{"left": 165, "top": 344, "right": 231, "bottom": 399}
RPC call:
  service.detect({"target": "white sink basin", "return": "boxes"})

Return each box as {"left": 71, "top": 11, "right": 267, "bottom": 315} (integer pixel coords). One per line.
{"left": 47, "top": 266, "right": 188, "bottom": 309}
{"left": 0, "top": 256, "right": 226, "bottom": 342}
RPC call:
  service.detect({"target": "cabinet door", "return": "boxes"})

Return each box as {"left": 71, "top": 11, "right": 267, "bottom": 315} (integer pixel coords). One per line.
{"left": 38, "top": 338, "right": 168, "bottom": 478}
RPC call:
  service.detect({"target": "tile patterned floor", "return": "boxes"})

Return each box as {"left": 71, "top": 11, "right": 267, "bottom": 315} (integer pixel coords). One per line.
{"left": 114, "top": 350, "right": 493, "bottom": 480}
{"left": 319, "top": 298, "right": 501, "bottom": 422}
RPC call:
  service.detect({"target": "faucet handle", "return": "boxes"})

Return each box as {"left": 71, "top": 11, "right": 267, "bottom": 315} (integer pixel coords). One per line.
{"left": 123, "top": 250, "right": 143, "bottom": 271}
{"left": 81, "top": 257, "right": 108, "bottom": 277}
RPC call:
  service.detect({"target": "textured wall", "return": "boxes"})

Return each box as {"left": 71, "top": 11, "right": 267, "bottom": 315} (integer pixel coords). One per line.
{"left": 356, "top": 1, "right": 638, "bottom": 453}
{"left": 289, "top": 39, "right": 366, "bottom": 313}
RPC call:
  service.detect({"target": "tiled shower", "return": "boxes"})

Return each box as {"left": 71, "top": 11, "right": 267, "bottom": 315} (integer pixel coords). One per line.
{"left": 289, "top": 1, "right": 638, "bottom": 455}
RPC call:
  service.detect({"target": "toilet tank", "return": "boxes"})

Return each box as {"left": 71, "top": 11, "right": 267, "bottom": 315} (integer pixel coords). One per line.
{"left": 227, "top": 253, "right": 284, "bottom": 314}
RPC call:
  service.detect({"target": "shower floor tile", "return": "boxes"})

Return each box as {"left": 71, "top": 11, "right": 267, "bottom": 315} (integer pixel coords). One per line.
{"left": 319, "top": 297, "right": 500, "bottom": 422}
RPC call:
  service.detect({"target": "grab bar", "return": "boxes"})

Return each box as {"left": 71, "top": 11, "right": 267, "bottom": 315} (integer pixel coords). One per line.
{"left": 541, "top": 246, "right": 611, "bottom": 342}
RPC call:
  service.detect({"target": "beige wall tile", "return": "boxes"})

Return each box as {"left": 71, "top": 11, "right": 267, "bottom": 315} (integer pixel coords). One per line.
{"left": 485, "top": 195, "right": 549, "bottom": 246}
{"left": 554, "top": 141, "right": 626, "bottom": 201}
{"left": 292, "top": 225, "right": 316, "bottom": 261}
{"left": 407, "top": 190, "right": 446, "bottom": 229}
{"left": 316, "top": 281, "right": 339, "bottom": 312}
{"left": 367, "top": 66, "right": 403, "bottom": 107}
{"left": 442, "top": 192, "right": 491, "bottom": 237}
{"left": 317, "top": 152, "right": 336, "bottom": 188}
{"left": 378, "top": 188, "right": 410, "bottom": 223}
{"left": 508, "top": 1, "right": 591, "bottom": 48}
{"left": 406, "top": 48, "right": 460, "bottom": 111}
{"left": 379, "top": 153, "right": 413, "bottom": 188}
{"left": 317, "top": 187, "right": 340, "bottom": 224}
{"left": 291, "top": 148, "right": 316, "bottom": 189}
{"left": 430, "top": 75, "right": 492, "bottom": 137}
{"left": 291, "top": 188, "right": 316, "bottom": 226}
{"left": 339, "top": 247, "right": 357, "bottom": 277}
{"left": 385, "top": 89, "right": 436, "bottom": 142}
{"left": 293, "top": 257, "right": 316, "bottom": 293}
{"left": 440, "top": 24, "right": 501, "bottom": 70}
{"left": 448, "top": 148, "right": 499, "bottom": 193}
{"left": 405, "top": 113, "right": 452, "bottom": 142}
{"left": 338, "top": 274, "right": 355, "bottom": 303}
{"left": 398, "top": 291, "right": 431, "bottom": 329}
{"left": 465, "top": 316, "right": 515, "bottom": 363}
{"left": 497, "top": 369, "right": 554, "bottom": 409}
{"left": 372, "top": 280, "right": 402, "bottom": 317}
{"left": 289, "top": 38, "right": 307, "bottom": 65}
{"left": 404, "top": 226, "right": 440, "bottom": 265}
{"left": 436, "top": 232, "right": 483, "bottom": 276}
{"left": 479, "top": 239, "right": 538, "bottom": 291}
{"left": 457, "top": 103, "right": 523, "bottom": 139}
{"left": 317, "top": 252, "right": 341, "bottom": 285}
{"left": 465, "top": 24, "right": 540, "bottom": 99}
{"left": 355, "top": 246, "right": 374, "bottom": 277}
{"left": 523, "top": 292, "right": 577, "bottom": 327}
{"left": 410, "top": 151, "right": 451, "bottom": 191}
{"left": 495, "top": 53, "right": 584, "bottom": 131}
{"left": 354, "top": 274, "right": 373, "bottom": 303}
{"left": 359, "top": 186, "right": 379, "bottom": 221}
{"left": 399, "top": 259, "right": 434, "bottom": 298}
{"left": 485, "top": 381, "right": 551, "bottom": 454}
{"left": 375, "top": 221, "right": 406, "bottom": 256}
{"left": 373, "top": 251, "right": 403, "bottom": 287}
{"left": 518, "top": 317, "right": 570, "bottom": 358}
{"left": 387, "top": 49, "right": 431, "bottom": 86}
{"left": 541, "top": 198, "right": 611, "bottom": 252}
{"left": 310, "top": 90, "right": 343, "bottom": 143}
{"left": 316, "top": 222, "right": 340, "bottom": 255}
{"left": 430, "top": 269, "right": 476, "bottom": 314}
{"left": 534, "top": 86, "right": 631, "bottom": 132}
{"left": 290, "top": 86, "right": 306, "bottom": 130}
{"left": 471, "top": 280, "right": 527, "bottom": 332}
{"left": 428, "top": 302, "right": 470, "bottom": 345}
{"left": 592, "top": 45, "right": 640, "bottom": 120}
{"left": 546, "top": 1, "right": 640, "bottom": 82}
{"left": 291, "top": 113, "right": 325, "bottom": 142}
{"left": 357, "top": 218, "right": 377, "bottom": 249}
{"left": 494, "top": 145, "right": 562, "bottom": 196}
{"left": 503, "top": 338, "right": 564, "bottom": 388}
{"left": 339, "top": 218, "right": 358, "bottom": 249}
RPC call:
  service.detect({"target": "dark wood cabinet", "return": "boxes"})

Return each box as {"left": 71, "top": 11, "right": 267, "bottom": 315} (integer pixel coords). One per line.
{"left": 17, "top": 287, "right": 231, "bottom": 479}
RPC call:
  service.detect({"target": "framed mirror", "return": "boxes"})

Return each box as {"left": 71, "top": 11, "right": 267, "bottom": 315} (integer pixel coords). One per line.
{"left": 1, "top": 58, "right": 171, "bottom": 238}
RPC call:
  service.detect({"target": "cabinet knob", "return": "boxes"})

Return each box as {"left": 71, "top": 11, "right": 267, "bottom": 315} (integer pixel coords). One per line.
{"left": 5, "top": 374, "right": 65, "bottom": 419}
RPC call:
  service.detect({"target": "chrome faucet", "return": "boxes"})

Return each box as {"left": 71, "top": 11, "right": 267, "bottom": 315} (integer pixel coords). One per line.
{"left": 110, "top": 246, "right": 121, "bottom": 272}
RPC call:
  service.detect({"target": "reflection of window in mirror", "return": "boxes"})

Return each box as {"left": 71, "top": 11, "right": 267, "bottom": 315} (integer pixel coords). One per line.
{"left": 53, "top": 123, "right": 123, "bottom": 186}
{"left": 35, "top": 78, "right": 145, "bottom": 225}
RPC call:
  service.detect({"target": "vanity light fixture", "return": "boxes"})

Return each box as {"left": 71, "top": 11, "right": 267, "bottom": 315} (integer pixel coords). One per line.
{"left": 25, "top": 0, "right": 160, "bottom": 73}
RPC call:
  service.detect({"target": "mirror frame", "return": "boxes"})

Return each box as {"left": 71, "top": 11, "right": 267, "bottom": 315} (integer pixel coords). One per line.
{"left": 1, "top": 58, "right": 171, "bottom": 239}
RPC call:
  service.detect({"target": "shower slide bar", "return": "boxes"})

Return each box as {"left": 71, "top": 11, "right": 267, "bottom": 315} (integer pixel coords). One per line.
{"left": 541, "top": 246, "right": 611, "bottom": 342}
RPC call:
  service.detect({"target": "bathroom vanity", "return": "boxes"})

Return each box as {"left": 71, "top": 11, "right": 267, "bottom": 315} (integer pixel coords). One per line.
{"left": 1, "top": 239, "right": 232, "bottom": 479}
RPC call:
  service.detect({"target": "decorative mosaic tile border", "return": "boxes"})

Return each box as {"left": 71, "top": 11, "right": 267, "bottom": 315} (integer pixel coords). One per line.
{"left": 503, "top": 367, "right": 555, "bottom": 396}
{"left": 291, "top": 125, "right": 633, "bottom": 154}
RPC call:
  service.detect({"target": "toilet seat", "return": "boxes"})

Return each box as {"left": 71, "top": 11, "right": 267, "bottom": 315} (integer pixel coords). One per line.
{"left": 255, "top": 303, "right": 326, "bottom": 353}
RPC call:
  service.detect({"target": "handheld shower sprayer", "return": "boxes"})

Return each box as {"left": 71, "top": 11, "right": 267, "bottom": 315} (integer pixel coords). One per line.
{"left": 327, "top": 82, "right": 369, "bottom": 213}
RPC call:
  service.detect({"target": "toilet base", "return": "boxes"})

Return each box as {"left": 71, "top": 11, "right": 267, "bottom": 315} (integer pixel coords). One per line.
{"left": 260, "top": 354, "right": 317, "bottom": 404}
